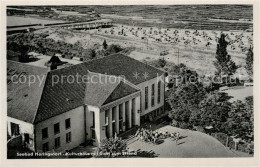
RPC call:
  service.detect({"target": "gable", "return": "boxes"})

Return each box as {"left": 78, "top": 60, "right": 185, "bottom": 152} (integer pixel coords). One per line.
{"left": 103, "top": 81, "right": 139, "bottom": 105}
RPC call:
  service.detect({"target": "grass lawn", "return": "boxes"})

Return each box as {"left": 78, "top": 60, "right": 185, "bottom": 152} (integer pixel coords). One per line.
{"left": 222, "top": 86, "right": 253, "bottom": 102}
{"left": 127, "top": 125, "right": 251, "bottom": 158}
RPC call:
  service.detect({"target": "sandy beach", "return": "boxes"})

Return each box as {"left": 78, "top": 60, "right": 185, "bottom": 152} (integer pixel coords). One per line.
{"left": 35, "top": 24, "right": 252, "bottom": 77}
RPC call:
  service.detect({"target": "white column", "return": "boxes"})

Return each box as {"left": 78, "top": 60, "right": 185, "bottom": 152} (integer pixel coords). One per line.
{"left": 122, "top": 103, "right": 126, "bottom": 131}
{"left": 115, "top": 105, "right": 120, "bottom": 134}
{"left": 109, "top": 108, "right": 113, "bottom": 138}
{"left": 128, "top": 100, "right": 132, "bottom": 128}
{"left": 94, "top": 111, "right": 101, "bottom": 145}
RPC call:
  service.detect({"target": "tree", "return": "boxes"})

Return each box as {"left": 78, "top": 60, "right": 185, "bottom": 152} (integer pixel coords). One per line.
{"left": 167, "top": 63, "right": 200, "bottom": 89}
{"left": 103, "top": 39, "right": 108, "bottom": 49}
{"left": 245, "top": 46, "right": 253, "bottom": 81}
{"left": 222, "top": 97, "right": 253, "bottom": 141}
{"left": 192, "top": 92, "right": 231, "bottom": 130}
{"left": 18, "top": 45, "right": 30, "bottom": 62}
{"left": 142, "top": 58, "right": 167, "bottom": 69}
{"left": 108, "top": 44, "right": 123, "bottom": 53}
{"left": 98, "top": 137, "right": 127, "bottom": 158}
{"left": 158, "top": 57, "right": 167, "bottom": 68}
{"left": 167, "top": 82, "right": 206, "bottom": 124}
{"left": 214, "top": 34, "right": 237, "bottom": 76}
{"left": 167, "top": 65, "right": 204, "bottom": 124}
{"left": 90, "top": 49, "right": 96, "bottom": 59}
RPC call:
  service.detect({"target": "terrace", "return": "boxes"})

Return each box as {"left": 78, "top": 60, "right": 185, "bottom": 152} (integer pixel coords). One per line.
{"left": 127, "top": 125, "right": 251, "bottom": 157}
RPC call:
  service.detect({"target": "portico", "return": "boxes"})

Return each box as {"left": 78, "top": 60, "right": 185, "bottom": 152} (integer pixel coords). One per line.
{"left": 83, "top": 73, "right": 141, "bottom": 146}
{"left": 96, "top": 93, "right": 141, "bottom": 142}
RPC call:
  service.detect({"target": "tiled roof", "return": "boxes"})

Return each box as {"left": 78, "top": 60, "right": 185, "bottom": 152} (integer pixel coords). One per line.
{"left": 83, "top": 53, "right": 165, "bottom": 85}
{"left": 8, "top": 58, "right": 141, "bottom": 124}
{"left": 7, "top": 61, "right": 48, "bottom": 123}
{"left": 84, "top": 72, "right": 120, "bottom": 107}
{"left": 33, "top": 63, "right": 89, "bottom": 123}
{"left": 84, "top": 72, "right": 139, "bottom": 107}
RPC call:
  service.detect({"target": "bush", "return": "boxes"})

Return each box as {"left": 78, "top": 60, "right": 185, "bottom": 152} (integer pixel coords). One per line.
{"left": 98, "top": 137, "right": 127, "bottom": 158}
{"left": 7, "top": 32, "right": 124, "bottom": 62}
{"left": 227, "top": 139, "right": 235, "bottom": 149}
{"left": 171, "top": 119, "right": 178, "bottom": 127}
{"left": 178, "top": 122, "right": 190, "bottom": 129}
{"left": 194, "top": 126, "right": 205, "bottom": 133}
{"left": 237, "top": 143, "right": 247, "bottom": 152}
{"left": 107, "top": 44, "right": 123, "bottom": 54}
{"left": 213, "top": 132, "right": 228, "bottom": 146}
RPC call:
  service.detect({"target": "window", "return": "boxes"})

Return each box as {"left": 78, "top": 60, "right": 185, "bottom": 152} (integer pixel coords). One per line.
{"left": 158, "top": 81, "right": 161, "bottom": 103}
{"left": 24, "top": 133, "right": 29, "bottom": 143}
{"left": 92, "top": 112, "right": 95, "bottom": 128}
{"left": 42, "top": 128, "right": 48, "bottom": 139}
{"left": 55, "top": 137, "right": 60, "bottom": 148}
{"left": 65, "top": 118, "right": 71, "bottom": 129}
{"left": 54, "top": 123, "right": 60, "bottom": 134}
{"left": 11, "top": 123, "right": 20, "bottom": 136}
{"left": 42, "top": 142, "right": 49, "bottom": 152}
{"left": 145, "top": 86, "right": 148, "bottom": 109}
{"left": 151, "top": 84, "right": 155, "bottom": 106}
{"left": 66, "top": 132, "right": 71, "bottom": 143}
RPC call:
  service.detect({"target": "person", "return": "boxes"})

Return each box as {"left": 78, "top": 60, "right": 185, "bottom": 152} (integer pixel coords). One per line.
{"left": 154, "top": 131, "right": 158, "bottom": 139}
{"left": 165, "top": 130, "right": 169, "bottom": 138}
{"left": 153, "top": 136, "right": 157, "bottom": 144}
{"left": 139, "top": 131, "right": 143, "bottom": 141}
{"left": 170, "top": 132, "right": 175, "bottom": 139}
{"left": 135, "top": 128, "right": 140, "bottom": 137}
{"left": 176, "top": 132, "right": 180, "bottom": 144}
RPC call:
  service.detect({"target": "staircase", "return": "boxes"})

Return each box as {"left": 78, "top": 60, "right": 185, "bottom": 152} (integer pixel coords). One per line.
{"left": 118, "top": 126, "right": 139, "bottom": 145}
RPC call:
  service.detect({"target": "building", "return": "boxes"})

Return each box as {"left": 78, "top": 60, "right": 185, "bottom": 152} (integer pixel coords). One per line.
{"left": 7, "top": 53, "right": 165, "bottom": 153}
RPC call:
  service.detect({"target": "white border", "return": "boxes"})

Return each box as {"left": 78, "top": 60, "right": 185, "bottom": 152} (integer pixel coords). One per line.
{"left": 1, "top": 1, "right": 259, "bottom": 166}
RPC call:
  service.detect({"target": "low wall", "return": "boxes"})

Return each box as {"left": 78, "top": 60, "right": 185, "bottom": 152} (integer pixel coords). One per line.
{"left": 211, "top": 133, "right": 254, "bottom": 154}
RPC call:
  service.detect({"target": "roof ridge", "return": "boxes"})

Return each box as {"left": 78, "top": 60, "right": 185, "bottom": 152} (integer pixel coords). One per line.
{"left": 47, "top": 61, "right": 85, "bottom": 73}
{"left": 119, "top": 77, "right": 141, "bottom": 91}
{"left": 84, "top": 71, "right": 121, "bottom": 107}
{"left": 119, "top": 53, "right": 166, "bottom": 74}
{"left": 88, "top": 70, "right": 122, "bottom": 79}
{"left": 7, "top": 60, "right": 48, "bottom": 71}
{"left": 101, "top": 79, "right": 140, "bottom": 106}
{"left": 88, "top": 70, "right": 140, "bottom": 91}
{"left": 32, "top": 72, "right": 49, "bottom": 124}
{"left": 100, "top": 81, "right": 123, "bottom": 106}
{"left": 103, "top": 53, "right": 166, "bottom": 76}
